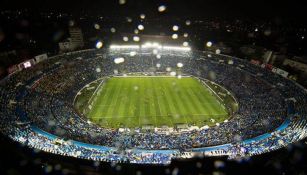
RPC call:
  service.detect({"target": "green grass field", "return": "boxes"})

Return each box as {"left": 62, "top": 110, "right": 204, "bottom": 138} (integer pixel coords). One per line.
{"left": 82, "top": 76, "right": 228, "bottom": 128}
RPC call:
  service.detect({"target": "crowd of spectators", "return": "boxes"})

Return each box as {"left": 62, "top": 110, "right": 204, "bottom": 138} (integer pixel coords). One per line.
{"left": 0, "top": 48, "right": 306, "bottom": 164}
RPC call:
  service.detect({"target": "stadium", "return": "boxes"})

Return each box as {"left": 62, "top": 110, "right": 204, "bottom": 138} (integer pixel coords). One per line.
{"left": 1, "top": 43, "right": 307, "bottom": 165}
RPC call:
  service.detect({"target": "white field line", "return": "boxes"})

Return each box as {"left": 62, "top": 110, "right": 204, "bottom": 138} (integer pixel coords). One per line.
{"left": 73, "top": 77, "right": 105, "bottom": 106}
{"left": 208, "top": 81, "right": 239, "bottom": 105}
{"left": 94, "top": 100, "right": 222, "bottom": 106}
{"left": 91, "top": 116, "right": 138, "bottom": 119}
{"left": 87, "top": 79, "right": 105, "bottom": 107}
{"left": 90, "top": 113, "right": 227, "bottom": 119}
{"left": 201, "top": 80, "right": 224, "bottom": 103}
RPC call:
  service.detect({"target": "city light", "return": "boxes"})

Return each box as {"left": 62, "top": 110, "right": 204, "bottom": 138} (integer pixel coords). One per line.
{"left": 162, "top": 46, "right": 191, "bottom": 51}
{"left": 110, "top": 45, "right": 140, "bottom": 49}
{"left": 141, "top": 42, "right": 162, "bottom": 49}
{"left": 110, "top": 44, "right": 191, "bottom": 51}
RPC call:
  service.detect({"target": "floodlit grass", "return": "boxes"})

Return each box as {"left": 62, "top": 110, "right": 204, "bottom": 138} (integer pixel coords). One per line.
{"left": 83, "top": 76, "right": 228, "bottom": 128}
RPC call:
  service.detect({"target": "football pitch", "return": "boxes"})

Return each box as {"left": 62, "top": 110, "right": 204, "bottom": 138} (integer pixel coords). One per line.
{"left": 85, "top": 76, "right": 228, "bottom": 128}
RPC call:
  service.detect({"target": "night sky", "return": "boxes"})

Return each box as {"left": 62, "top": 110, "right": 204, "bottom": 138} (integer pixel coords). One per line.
{"left": 1, "top": 0, "right": 307, "bottom": 20}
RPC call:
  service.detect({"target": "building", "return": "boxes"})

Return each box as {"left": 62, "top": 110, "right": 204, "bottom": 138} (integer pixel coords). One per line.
{"left": 69, "top": 27, "right": 84, "bottom": 50}
{"left": 59, "top": 38, "right": 73, "bottom": 53}
{"left": 283, "top": 58, "right": 307, "bottom": 73}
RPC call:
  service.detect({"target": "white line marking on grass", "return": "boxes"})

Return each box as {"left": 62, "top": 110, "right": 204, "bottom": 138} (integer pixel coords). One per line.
{"left": 88, "top": 79, "right": 105, "bottom": 106}
{"left": 91, "top": 116, "right": 138, "bottom": 119}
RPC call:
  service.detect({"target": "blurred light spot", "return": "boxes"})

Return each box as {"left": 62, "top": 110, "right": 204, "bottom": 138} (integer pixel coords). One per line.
{"left": 165, "top": 168, "right": 171, "bottom": 174}
{"left": 116, "top": 165, "right": 122, "bottom": 171}
{"left": 133, "top": 36, "right": 140, "bottom": 42}
{"left": 209, "top": 71, "right": 216, "bottom": 80}
{"left": 158, "top": 5, "right": 167, "bottom": 12}
{"left": 183, "top": 42, "right": 189, "bottom": 47}
{"left": 54, "top": 164, "right": 61, "bottom": 171}
{"left": 196, "top": 162, "right": 202, "bottom": 168}
{"left": 215, "top": 49, "right": 221, "bottom": 54}
{"left": 129, "top": 51, "right": 137, "bottom": 56}
{"left": 153, "top": 49, "right": 158, "bottom": 55}
{"left": 138, "top": 24, "right": 144, "bottom": 30}
{"left": 68, "top": 20, "right": 74, "bottom": 26}
{"left": 44, "top": 165, "right": 53, "bottom": 173}
{"left": 172, "top": 167, "right": 179, "bottom": 175}
{"left": 140, "top": 14, "right": 146, "bottom": 19}
{"left": 177, "top": 62, "right": 183, "bottom": 68}
{"left": 170, "top": 71, "right": 176, "bottom": 76}
{"left": 156, "top": 54, "right": 161, "bottom": 59}
{"left": 114, "top": 57, "right": 125, "bottom": 64}
{"left": 134, "top": 29, "right": 139, "bottom": 34}
{"left": 264, "top": 29, "right": 271, "bottom": 36}
{"left": 206, "top": 41, "right": 212, "bottom": 47}
{"left": 183, "top": 33, "right": 188, "bottom": 38}
{"left": 172, "top": 25, "right": 179, "bottom": 31}
{"left": 166, "top": 67, "right": 171, "bottom": 72}
{"left": 123, "top": 36, "right": 129, "bottom": 42}
{"left": 119, "top": 0, "right": 126, "bottom": 5}
{"left": 185, "top": 20, "right": 191, "bottom": 26}
{"left": 255, "top": 28, "right": 258, "bottom": 32}
{"left": 126, "top": 17, "right": 132, "bottom": 22}
{"left": 94, "top": 23, "right": 100, "bottom": 29}
{"left": 96, "top": 41, "right": 103, "bottom": 49}
{"left": 156, "top": 63, "right": 161, "bottom": 68}
{"left": 214, "top": 160, "right": 225, "bottom": 168}
{"left": 110, "top": 27, "right": 116, "bottom": 33}
{"left": 96, "top": 68, "right": 101, "bottom": 73}
{"left": 172, "top": 34, "right": 178, "bottom": 39}
{"left": 94, "top": 161, "right": 100, "bottom": 167}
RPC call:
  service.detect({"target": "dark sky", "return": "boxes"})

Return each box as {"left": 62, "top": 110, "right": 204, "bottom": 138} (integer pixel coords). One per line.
{"left": 1, "top": 0, "right": 307, "bottom": 20}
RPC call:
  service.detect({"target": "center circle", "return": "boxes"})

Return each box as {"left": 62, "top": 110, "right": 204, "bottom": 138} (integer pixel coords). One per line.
{"left": 74, "top": 74, "right": 237, "bottom": 129}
